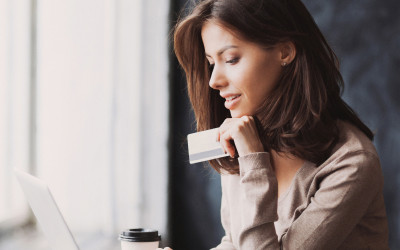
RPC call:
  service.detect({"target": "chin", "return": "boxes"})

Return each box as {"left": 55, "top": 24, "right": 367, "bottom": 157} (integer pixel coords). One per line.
{"left": 230, "top": 110, "right": 245, "bottom": 118}
{"left": 230, "top": 109, "right": 256, "bottom": 118}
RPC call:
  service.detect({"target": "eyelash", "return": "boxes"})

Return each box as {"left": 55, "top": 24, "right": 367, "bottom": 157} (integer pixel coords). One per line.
{"left": 226, "top": 57, "right": 239, "bottom": 64}
{"left": 208, "top": 57, "right": 239, "bottom": 74}
{"left": 208, "top": 58, "right": 239, "bottom": 69}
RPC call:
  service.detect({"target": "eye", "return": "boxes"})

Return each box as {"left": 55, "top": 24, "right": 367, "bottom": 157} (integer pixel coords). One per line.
{"left": 226, "top": 57, "right": 239, "bottom": 64}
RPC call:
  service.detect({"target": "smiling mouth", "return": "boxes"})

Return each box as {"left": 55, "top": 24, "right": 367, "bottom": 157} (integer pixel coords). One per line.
{"left": 224, "top": 95, "right": 241, "bottom": 110}
{"left": 225, "top": 95, "right": 241, "bottom": 102}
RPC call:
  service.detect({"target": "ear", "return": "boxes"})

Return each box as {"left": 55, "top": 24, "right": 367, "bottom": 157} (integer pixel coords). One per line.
{"left": 279, "top": 41, "right": 296, "bottom": 66}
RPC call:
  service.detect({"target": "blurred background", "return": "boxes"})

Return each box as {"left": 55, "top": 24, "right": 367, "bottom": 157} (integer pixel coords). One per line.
{"left": 0, "top": 0, "right": 399, "bottom": 249}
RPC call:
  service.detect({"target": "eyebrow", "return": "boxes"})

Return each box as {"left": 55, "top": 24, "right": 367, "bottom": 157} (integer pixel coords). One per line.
{"left": 205, "top": 45, "right": 239, "bottom": 58}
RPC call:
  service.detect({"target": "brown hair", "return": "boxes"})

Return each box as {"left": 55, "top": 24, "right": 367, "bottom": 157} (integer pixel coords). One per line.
{"left": 174, "top": 0, "right": 373, "bottom": 174}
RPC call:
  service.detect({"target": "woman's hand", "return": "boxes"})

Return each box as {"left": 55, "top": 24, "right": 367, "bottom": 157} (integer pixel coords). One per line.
{"left": 217, "top": 116, "right": 264, "bottom": 157}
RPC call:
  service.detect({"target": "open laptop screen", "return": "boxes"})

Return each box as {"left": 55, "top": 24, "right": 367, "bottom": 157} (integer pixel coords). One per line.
{"left": 14, "top": 169, "right": 80, "bottom": 250}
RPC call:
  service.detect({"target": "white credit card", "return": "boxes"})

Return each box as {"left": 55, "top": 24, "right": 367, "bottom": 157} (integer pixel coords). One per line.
{"left": 187, "top": 128, "right": 229, "bottom": 164}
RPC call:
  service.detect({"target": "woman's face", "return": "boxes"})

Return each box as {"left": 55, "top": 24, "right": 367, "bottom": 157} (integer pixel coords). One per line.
{"left": 201, "top": 21, "right": 284, "bottom": 118}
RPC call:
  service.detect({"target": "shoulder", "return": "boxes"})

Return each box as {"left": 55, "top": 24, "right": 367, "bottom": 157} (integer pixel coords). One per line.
{"left": 335, "top": 120, "right": 378, "bottom": 157}
{"left": 316, "top": 120, "right": 383, "bottom": 189}
{"left": 327, "top": 120, "right": 379, "bottom": 164}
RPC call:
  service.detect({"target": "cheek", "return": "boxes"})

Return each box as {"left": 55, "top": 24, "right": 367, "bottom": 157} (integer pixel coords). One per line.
{"left": 227, "top": 65, "right": 248, "bottom": 89}
{"left": 231, "top": 59, "right": 259, "bottom": 85}
{"left": 258, "top": 62, "right": 281, "bottom": 89}
{"left": 227, "top": 59, "right": 281, "bottom": 98}
{"left": 248, "top": 65, "right": 282, "bottom": 104}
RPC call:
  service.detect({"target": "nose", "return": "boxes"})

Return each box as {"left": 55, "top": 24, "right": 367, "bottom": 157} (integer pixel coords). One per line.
{"left": 209, "top": 64, "right": 227, "bottom": 90}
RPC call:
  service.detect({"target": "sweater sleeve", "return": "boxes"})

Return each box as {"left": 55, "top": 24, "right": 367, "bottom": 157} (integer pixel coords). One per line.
{"left": 211, "top": 171, "right": 236, "bottom": 250}
{"left": 237, "top": 152, "right": 280, "bottom": 249}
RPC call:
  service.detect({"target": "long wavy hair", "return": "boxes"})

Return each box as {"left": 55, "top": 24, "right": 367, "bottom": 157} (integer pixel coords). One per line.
{"left": 174, "top": 0, "right": 373, "bottom": 174}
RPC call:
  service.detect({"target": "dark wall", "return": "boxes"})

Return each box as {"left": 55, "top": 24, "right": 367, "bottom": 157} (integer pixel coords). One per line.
{"left": 168, "top": 0, "right": 225, "bottom": 249}
{"left": 168, "top": 1, "right": 400, "bottom": 249}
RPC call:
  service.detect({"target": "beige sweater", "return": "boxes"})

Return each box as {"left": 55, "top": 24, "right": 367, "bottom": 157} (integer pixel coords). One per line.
{"left": 212, "top": 121, "right": 389, "bottom": 250}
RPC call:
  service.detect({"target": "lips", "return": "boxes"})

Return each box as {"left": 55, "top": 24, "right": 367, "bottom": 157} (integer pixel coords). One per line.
{"left": 225, "top": 95, "right": 240, "bottom": 101}
{"left": 223, "top": 94, "right": 241, "bottom": 110}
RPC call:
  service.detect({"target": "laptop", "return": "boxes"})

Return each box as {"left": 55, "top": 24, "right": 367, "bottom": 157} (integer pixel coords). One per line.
{"left": 14, "top": 169, "right": 81, "bottom": 250}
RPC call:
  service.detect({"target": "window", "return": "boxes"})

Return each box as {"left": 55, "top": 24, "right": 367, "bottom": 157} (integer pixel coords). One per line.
{"left": 0, "top": 0, "right": 169, "bottom": 246}
{"left": 0, "top": 0, "right": 32, "bottom": 229}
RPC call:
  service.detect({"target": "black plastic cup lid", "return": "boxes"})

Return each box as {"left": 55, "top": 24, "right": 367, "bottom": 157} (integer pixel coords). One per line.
{"left": 119, "top": 228, "right": 161, "bottom": 242}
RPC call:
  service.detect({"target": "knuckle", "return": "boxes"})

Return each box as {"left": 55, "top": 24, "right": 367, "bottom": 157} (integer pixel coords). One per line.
{"left": 237, "top": 121, "right": 245, "bottom": 129}
{"left": 221, "top": 133, "right": 229, "bottom": 141}
{"left": 233, "top": 126, "right": 241, "bottom": 134}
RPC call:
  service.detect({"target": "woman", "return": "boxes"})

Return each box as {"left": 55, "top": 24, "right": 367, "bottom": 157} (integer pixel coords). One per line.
{"left": 171, "top": 0, "right": 389, "bottom": 249}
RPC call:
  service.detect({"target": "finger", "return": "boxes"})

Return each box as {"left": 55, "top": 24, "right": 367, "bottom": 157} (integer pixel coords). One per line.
{"left": 217, "top": 118, "right": 234, "bottom": 142}
{"left": 241, "top": 115, "right": 251, "bottom": 124}
{"left": 218, "top": 129, "right": 230, "bottom": 155}
{"left": 218, "top": 118, "right": 235, "bottom": 140}
{"left": 220, "top": 131, "right": 236, "bottom": 157}
{"left": 219, "top": 119, "right": 241, "bottom": 157}
{"left": 241, "top": 115, "right": 249, "bottom": 121}
{"left": 242, "top": 115, "right": 257, "bottom": 130}
{"left": 220, "top": 117, "right": 246, "bottom": 140}
{"left": 219, "top": 118, "right": 235, "bottom": 132}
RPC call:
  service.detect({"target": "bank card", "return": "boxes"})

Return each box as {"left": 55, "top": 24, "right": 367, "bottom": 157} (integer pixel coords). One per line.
{"left": 187, "top": 128, "right": 229, "bottom": 164}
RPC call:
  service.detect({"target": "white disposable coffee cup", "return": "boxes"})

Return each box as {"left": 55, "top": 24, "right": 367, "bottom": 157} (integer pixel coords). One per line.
{"left": 119, "top": 228, "right": 161, "bottom": 250}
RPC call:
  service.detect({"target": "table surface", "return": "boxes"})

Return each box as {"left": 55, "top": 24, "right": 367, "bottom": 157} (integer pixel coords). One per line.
{"left": 0, "top": 228, "right": 121, "bottom": 250}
